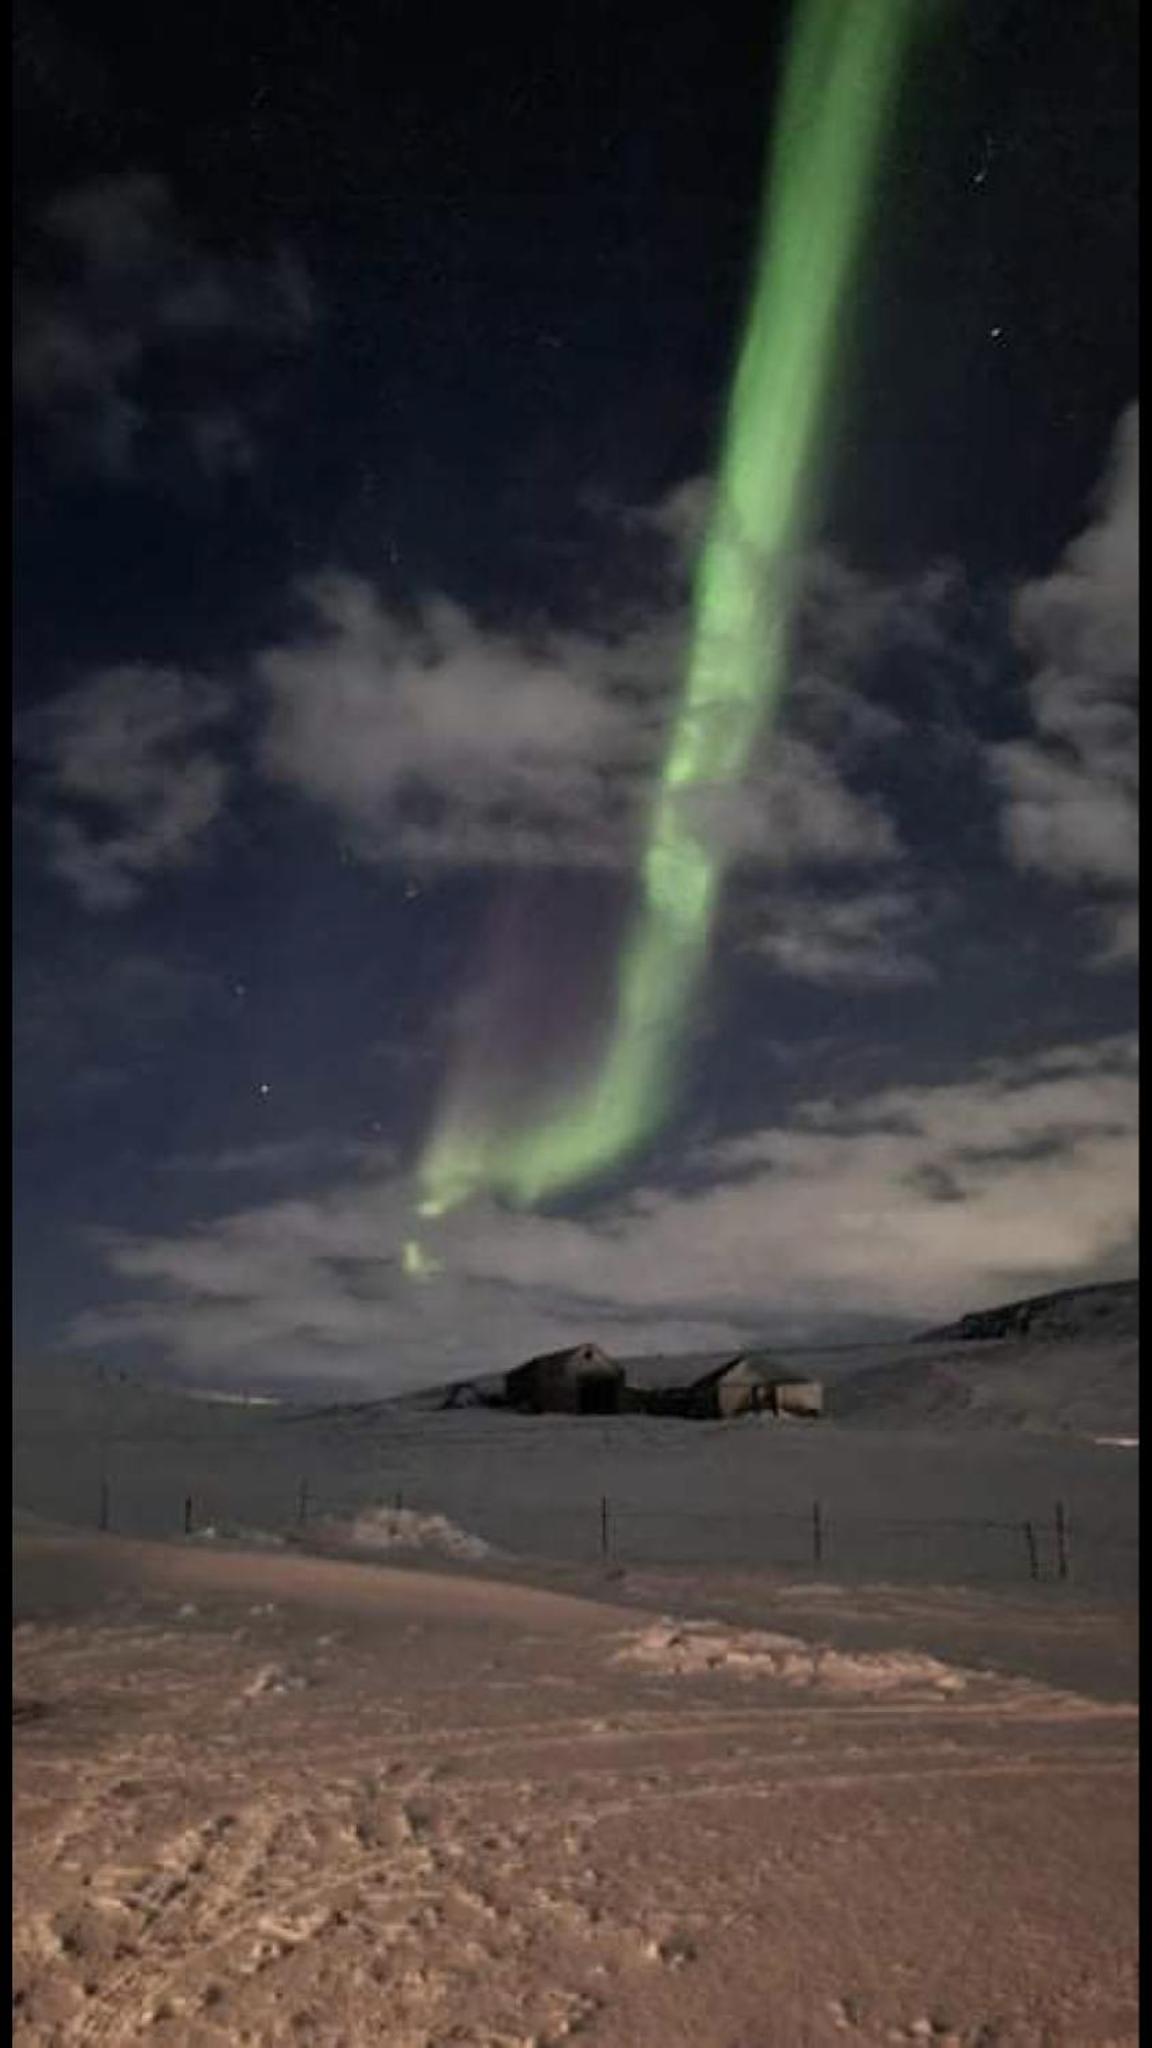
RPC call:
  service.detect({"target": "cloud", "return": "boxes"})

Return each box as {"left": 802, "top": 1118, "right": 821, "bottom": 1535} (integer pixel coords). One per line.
{"left": 741, "top": 885, "right": 935, "bottom": 987}
{"left": 14, "top": 171, "right": 314, "bottom": 476}
{"left": 614, "top": 474, "right": 714, "bottom": 568}
{"left": 702, "top": 740, "right": 899, "bottom": 868}
{"left": 69, "top": 1033, "right": 1137, "bottom": 1389}
{"left": 452, "top": 1037, "right": 1136, "bottom": 1318}
{"left": 161, "top": 1136, "right": 389, "bottom": 1179}
{"left": 18, "top": 497, "right": 930, "bottom": 914}
{"left": 41, "top": 170, "right": 171, "bottom": 271}
{"left": 183, "top": 408, "right": 258, "bottom": 477}
{"left": 255, "top": 570, "right": 902, "bottom": 879}
{"left": 22, "top": 664, "right": 230, "bottom": 909}
{"left": 990, "top": 404, "right": 1139, "bottom": 963}
{"left": 792, "top": 554, "right": 970, "bottom": 670}
{"left": 617, "top": 488, "right": 978, "bottom": 718}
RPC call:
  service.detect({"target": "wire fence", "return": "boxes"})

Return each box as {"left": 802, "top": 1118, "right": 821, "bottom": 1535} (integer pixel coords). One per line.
{"left": 78, "top": 1470, "right": 1140, "bottom": 1592}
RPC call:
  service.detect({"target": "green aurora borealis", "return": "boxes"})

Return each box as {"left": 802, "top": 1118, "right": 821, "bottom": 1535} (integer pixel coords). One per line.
{"left": 416, "top": 0, "right": 920, "bottom": 1222}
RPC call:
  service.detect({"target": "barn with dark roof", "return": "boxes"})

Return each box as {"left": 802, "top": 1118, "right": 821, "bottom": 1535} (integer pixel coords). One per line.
{"left": 501, "top": 1344, "right": 822, "bottom": 1420}
{"left": 505, "top": 1342, "right": 627, "bottom": 1415}
{"left": 690, "top": 1354, "right": 824, "bottom": 1420}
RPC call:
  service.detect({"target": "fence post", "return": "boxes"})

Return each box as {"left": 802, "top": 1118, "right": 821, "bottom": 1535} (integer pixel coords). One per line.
{"left": 1054, "top": 1500, "right": 1070, "bottom": 1582}
{"left": 812, "top": 1499, "right": 824, "bottom": 1568}
{"left": 98, "top": 1476, "right": 110, "bottom": 1533}
{"left": 394, "top": 1489, "right": 404, "bottom": 1514}
{"left": 1022, "top": 1520, "right": 1039, "bottom": 1582}
{"left": 600, "top": 1494, "right": 610, "bottom": 1560}
{"left": 183, "top": 1494, "right": 194, "bottom": 1537}
{"left": 297, "top": 1477, "right": 310, "bottom": 1528}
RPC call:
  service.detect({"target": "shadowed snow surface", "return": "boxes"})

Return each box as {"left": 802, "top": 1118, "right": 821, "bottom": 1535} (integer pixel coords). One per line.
{"left": 12, "top": 1528, "right": 1140, "bottom": 2047}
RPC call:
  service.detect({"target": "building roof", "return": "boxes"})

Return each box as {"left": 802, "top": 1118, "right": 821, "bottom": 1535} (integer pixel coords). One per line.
{"left": 618, "top": 1351, "right": 733, "bottom": 1391}
{"left": 510, "top": 1342, "right": 619, "bottom": 1376}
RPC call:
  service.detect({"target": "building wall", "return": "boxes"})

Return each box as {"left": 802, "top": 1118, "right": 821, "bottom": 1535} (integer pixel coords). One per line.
{"left": 714, "top": 1365, "right": 824, "bottom": 1419}
{"left": 716, "top": 1374, "right": 775, "bottom": 1419}
{"left": 503, "top": 1349, "right": 820, "bottom": 1419}
{"left": 772, "top": 1380, "right": 823, "bottom": 1418}
{"left": 506, "top": 1347, "right": 625, "bottom": 1414}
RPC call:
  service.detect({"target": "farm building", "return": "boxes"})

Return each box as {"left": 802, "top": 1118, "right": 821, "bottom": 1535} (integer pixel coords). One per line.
{"left": 491, "top": 1344, "right": 823, "bottom": 1421}
{"left": 596, "top": 1350, "right": 825, "bottom": 1420}
{"left": 710, "top": 1357, "right": 823, "bottom": 1419}
{"left": 624, "top": 1353, "right": 728, "bottom": 1418}
{"left": 638, "top": 1354, "right": 824, "bottom": 1420}
{"left": 505, "top": 1343, "right": 627, "bottom": 1415}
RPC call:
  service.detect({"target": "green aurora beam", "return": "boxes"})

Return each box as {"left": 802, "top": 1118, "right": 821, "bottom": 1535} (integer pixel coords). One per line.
{"left": 418, "top": 0, "right": 920, "bottom": 1219}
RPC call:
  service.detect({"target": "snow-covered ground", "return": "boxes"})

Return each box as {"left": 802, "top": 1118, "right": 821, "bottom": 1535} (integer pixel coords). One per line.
{"left": 12, "top": 1311, "right": 1139, "bottom": 2042}
{"left": 13, "top": 1523, "right": 1139, "bottom": 2047}
{"left": 12, "top": 1356, "right": 1139, "bottom": 1593}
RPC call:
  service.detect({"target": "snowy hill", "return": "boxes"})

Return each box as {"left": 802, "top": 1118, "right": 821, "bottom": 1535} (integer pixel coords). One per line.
{"left": 830, "top": 1280, "right": 1138, "bottom": 1438}
{"left": 378, "top": 1280, "right": 1139, "bottom": 1438}
{"left": 921, "top": 1279, "right": 1138, "bottom": 1346}
{"left": 12, "top": 1288, "right": 1139, "bottom": 1592}
{"left": 831, "top": 1336, "right": 1137, "bottom": 1438}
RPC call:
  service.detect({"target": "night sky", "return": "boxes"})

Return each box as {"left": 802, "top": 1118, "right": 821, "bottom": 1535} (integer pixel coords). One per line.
{"left": 14, "top": 0, "right": 1138, "bottom": 1393}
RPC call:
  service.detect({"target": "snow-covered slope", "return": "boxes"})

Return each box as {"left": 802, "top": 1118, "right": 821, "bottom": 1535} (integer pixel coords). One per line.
{"left": 12, "top": 1280, "right": 1138, "bottom": 1598}
{"left": 831, "top": 1281, "right": 1138, "bottom": 1438}
{"left": 921, "top": 1279, "right": 1138, "bottom": 1346}
{"left": 831, "top": 1336, "right": 1138, "bottom": 1437}
{"left": 379, "top": 1280, "right": 1139, "bottom": 1439}
{"left": 13, "top": 1526, "right": 1138, "bottom": 2047}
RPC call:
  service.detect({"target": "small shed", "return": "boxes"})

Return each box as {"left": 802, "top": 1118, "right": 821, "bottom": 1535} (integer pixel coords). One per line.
{"left": 505, "top": 1343, "right": 626, "bottom": 1416}
{"left": 692, "top": 1355, "right": 824, "bottom": 1420}
{"left": 439, "top": 1373, "right": 507, "bottom": 1411}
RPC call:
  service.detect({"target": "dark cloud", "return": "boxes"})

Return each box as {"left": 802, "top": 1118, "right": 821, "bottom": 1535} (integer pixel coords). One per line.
{"left": 990, "top": 403, "right": 1139, "bottom": 963}
{"left": 14, "top": 171, "right": 315, "bottom": 477}
{"left": 255, "top": 567, "right": 904, "bottom": 885}
{"left": 21, "top": 664, "right": 231, "bottom": 909}
{"left": 68, "top": 1032, "right": 1137, "bottom": 1389}
{"left": 742, "top": 885, "right": 936, "bottom": 988}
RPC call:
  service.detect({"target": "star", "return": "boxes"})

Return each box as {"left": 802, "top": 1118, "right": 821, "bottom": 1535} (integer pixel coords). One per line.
{"left": 257, "top": 1081, "right": 271, "bottom": 1097}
